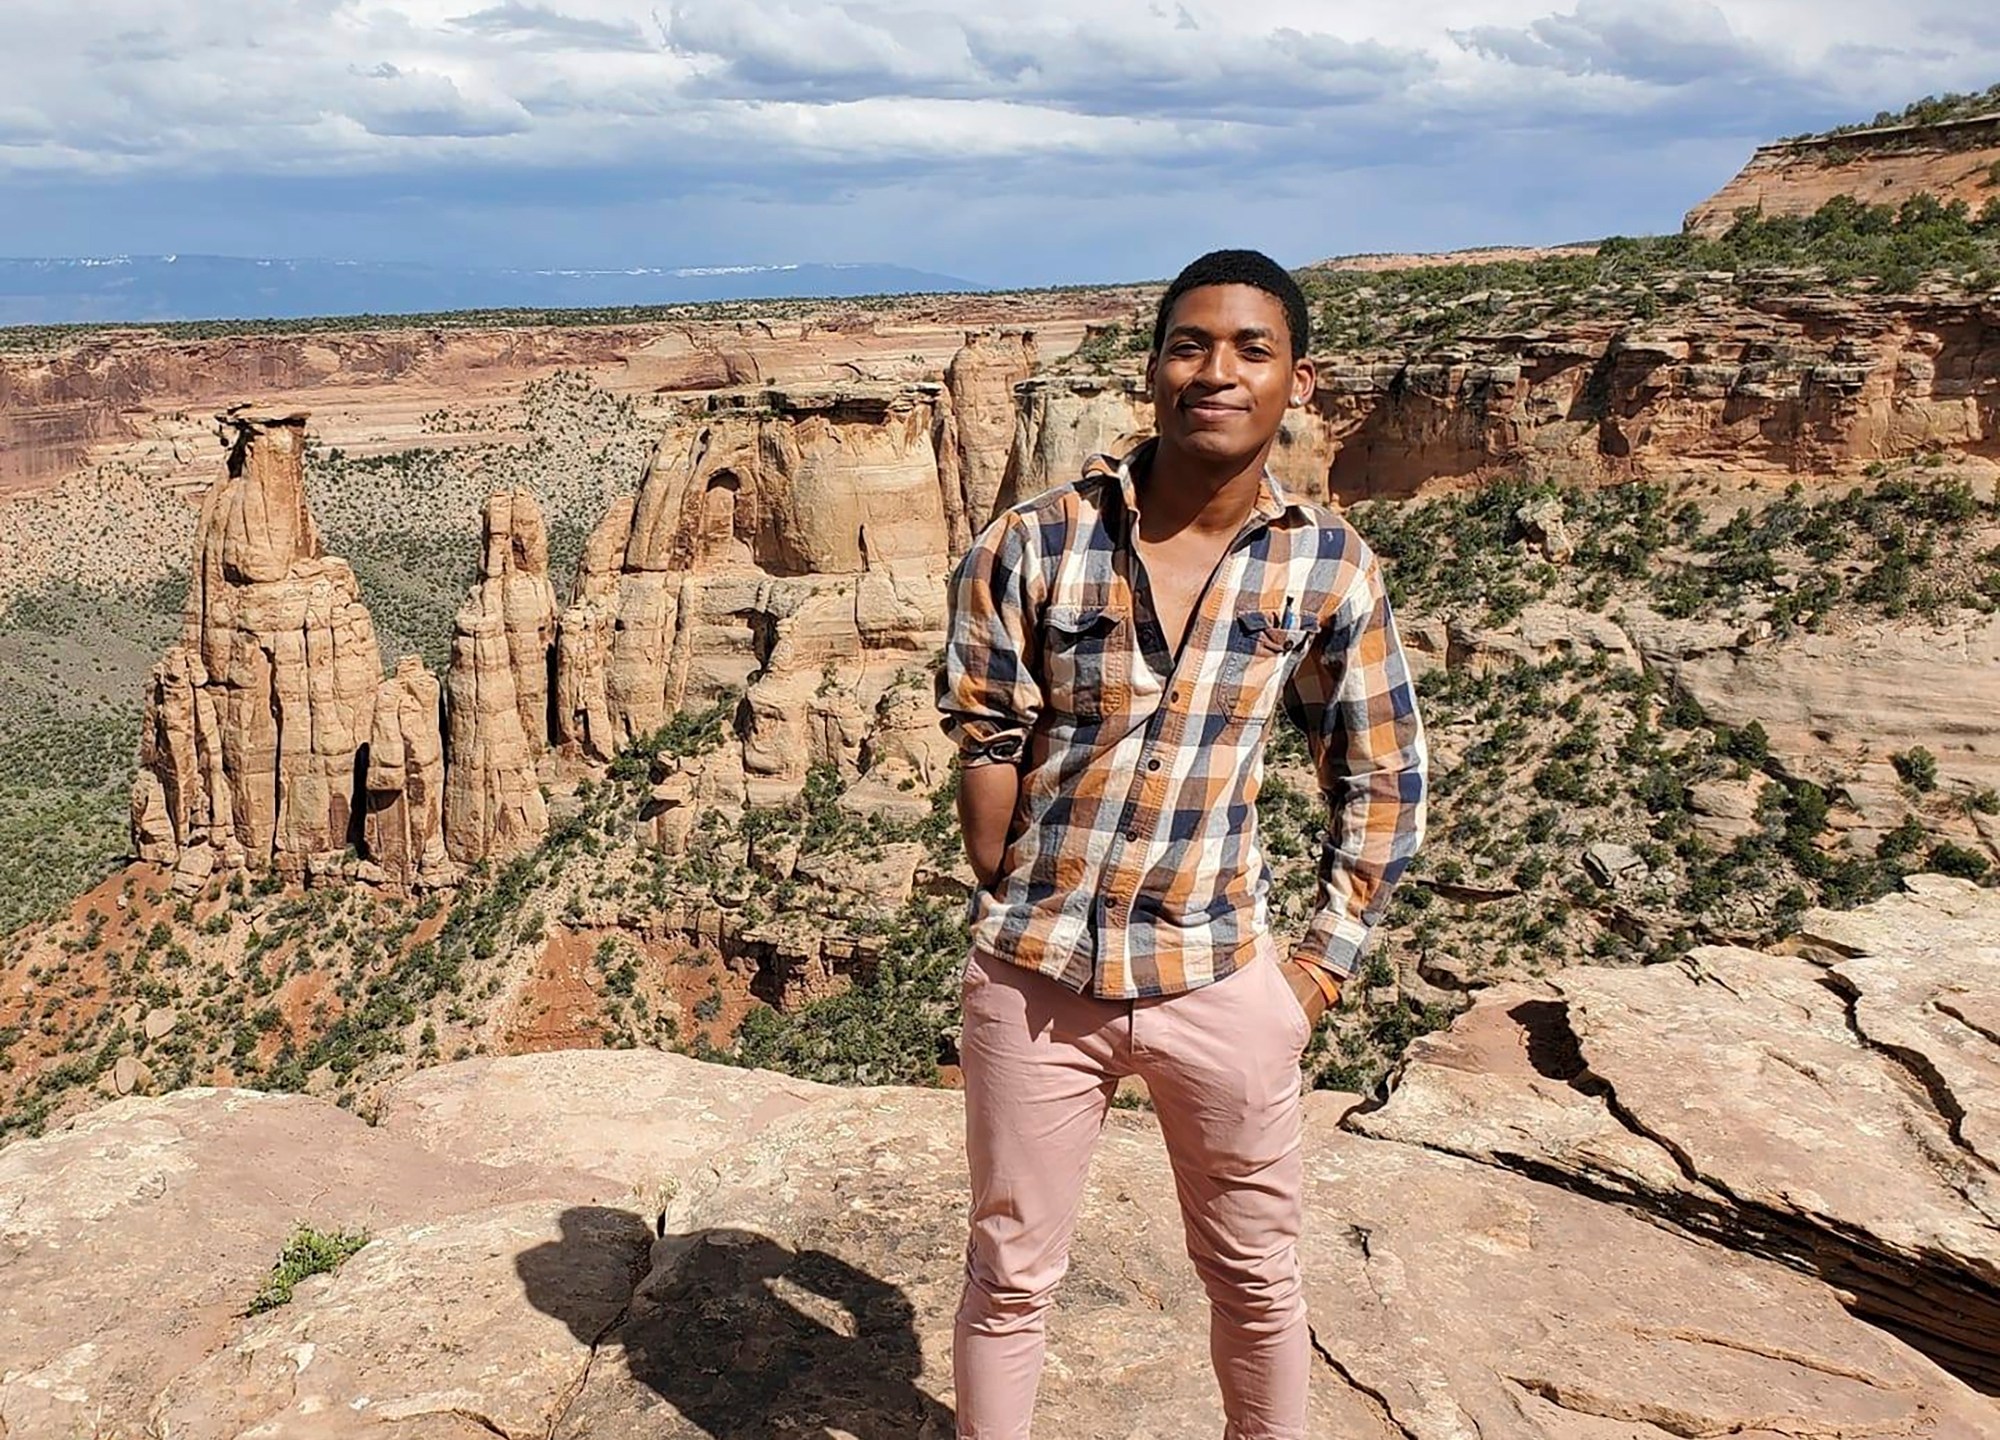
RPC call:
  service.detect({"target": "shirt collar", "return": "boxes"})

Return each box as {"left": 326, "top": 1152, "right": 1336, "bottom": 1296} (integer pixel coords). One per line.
{"left": 1082, "top": 437, "right": 1301, "bottom": 526}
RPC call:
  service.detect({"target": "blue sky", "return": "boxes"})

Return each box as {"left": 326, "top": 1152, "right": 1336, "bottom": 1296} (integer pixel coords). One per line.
{"left": 5, "top": 0, "right": 1998, "bottom": 287}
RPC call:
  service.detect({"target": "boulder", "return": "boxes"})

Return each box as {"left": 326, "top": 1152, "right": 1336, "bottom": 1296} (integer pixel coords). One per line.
{"left": 1581, "top": 841, "right": 1648, "bottom": 886}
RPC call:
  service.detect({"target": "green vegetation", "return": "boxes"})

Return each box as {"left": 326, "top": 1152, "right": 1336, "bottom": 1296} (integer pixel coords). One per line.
{"left": 1301, "top": 196, "right": 2000, "bottom": 352}
{"left": 736, "top": 895, "right": 967, "bottom": 1085}
{"left": 0, "top": 576, "right": 184, "bottom": 935}
{"left": 309, "top": 370, "right": 656, "bottom": 665}
{"left": 1791, "top": 84, "right": 2000, "bottom": 140}
{"left": 1065, "top": 321, "right": 1154, "bottom": 370}
{"left": 246, "top": 1225, "right": 370, "bottom": 1314}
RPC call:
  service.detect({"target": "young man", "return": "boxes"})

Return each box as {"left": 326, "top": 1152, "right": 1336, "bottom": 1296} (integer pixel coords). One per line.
{"left": 935, "top": 249, "right": 1428, "bottom": 1440}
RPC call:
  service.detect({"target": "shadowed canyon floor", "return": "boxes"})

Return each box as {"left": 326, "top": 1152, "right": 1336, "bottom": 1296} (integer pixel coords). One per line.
{"left": 2, "top": 881, "right": 1997, "bottom": 1438}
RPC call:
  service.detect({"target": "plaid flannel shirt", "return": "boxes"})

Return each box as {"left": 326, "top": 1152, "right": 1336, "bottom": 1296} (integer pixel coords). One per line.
{"left": 937, "top": 440, "right": 1428, "bottom": 1000}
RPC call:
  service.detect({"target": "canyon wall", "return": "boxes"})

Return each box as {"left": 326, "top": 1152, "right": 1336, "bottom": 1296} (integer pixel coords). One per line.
{"left": 1686, "top": 113, "right": 2000, "bottom": 235}
{"left": 125, "top": 301, "right": 2000, "bottom": 887}
{"left": 1320, "top": 295, "right": 2000, "bottom": 499}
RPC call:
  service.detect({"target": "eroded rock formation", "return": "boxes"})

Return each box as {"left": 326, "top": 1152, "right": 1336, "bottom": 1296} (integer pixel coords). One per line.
{"left": 130, "top": 409, "right": 383, "bottom": 880}
{"left": 126, "top": 304, "right": 2000, "bottom": 878}
{"left": 1686, "top": 113, "right": 2000, "bottom": 236}
{"left": 444, "top": 491, "right": 558, "bottom": 864}
{"left": 6, "top": 879, "right": 1999, "bottom": 1437}
{"left": 551, "top": 386, "right": 952, "bottom": 798}
{"left": 1350, "top": 873, "right": 2000, "bottom": 1392}
{"left": 943, "top": 329, "right": 1036, "bottom": 537}
{"left": 1005, "top": 299, "right": 1998, "bottom": 508}
{"left": 362, "top": 655, "right": 451, "bottom": 890}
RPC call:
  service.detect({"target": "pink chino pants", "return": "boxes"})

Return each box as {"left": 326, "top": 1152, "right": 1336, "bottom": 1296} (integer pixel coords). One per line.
{"left": 952, "top": 944, "right": 1312, "bottom": 1440}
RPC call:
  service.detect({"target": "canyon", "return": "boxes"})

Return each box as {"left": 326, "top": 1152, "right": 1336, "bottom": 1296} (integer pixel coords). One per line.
{"left": 116, "top": 288, "right": 2000, "bottom": 900}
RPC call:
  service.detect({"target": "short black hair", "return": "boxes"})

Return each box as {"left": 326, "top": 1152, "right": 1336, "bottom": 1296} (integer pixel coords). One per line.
{"left": 1151, "top": 249, "right": 1310, "bottom": 362}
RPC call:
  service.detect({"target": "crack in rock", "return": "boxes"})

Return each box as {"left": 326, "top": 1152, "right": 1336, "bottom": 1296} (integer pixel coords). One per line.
{"left": 541, "top": 1237, "right": 650, "bottom": 1440}
{"left": 1627, "top": 1324, "right": 1900, "bottom": 1388}
{"left": 1820, "top": 973, "right": 1995, "bottom": 1175}
{"left": 1307, "top": 1325, "right": 1418, "bottom": 1440}
{"left": 1504, "top": 1371, "right": 1850, "bottom": 1439}
{"left": 1936, "top": 998, "right": 2000, "bottom": 1051}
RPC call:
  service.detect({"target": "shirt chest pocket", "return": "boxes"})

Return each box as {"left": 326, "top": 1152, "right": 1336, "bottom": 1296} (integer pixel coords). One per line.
{"left": 1224, "top": 610, "right": 1321, "bottom": 722}
{"left": 1041, "top": 598, "right": 1128, "bottom": 722}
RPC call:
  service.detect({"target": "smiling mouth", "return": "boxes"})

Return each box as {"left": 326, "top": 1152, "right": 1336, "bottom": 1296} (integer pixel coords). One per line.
{"left": 1182, "top": 400, "right": 1247, "bottom": 415}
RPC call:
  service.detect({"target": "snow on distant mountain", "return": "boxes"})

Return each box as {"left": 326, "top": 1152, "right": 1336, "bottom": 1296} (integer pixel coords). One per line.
{"left": 0, "top": 255, "right": 987, "bottom": 326}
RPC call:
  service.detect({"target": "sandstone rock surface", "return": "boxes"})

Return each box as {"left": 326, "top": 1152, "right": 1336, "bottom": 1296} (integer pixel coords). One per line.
{"left": 129, "top": 409, "right": 383, "bottom": 875}
{"left": 1627, "top": 603, "right": 2000, "bottom": 793}
{"left": 444, "top": 491, "right": 558, "bottom": 863}
{"left": 1686, "top": 114, "right": 2000, "bottom": 236}
{"left": 943, "top": 330, "right": 1036, "bottom": 537}
{"left": 548, "top": 388, "right": 952, "bottom": 798}
{"left": 0, "top": 1088, "right": 594, "bottom": 1440}
{"left": 362, "top": 654, "right": 451, "bottom": 889}
{"left": 1351, "top": 875, "right": 2000, "bottom": 1391}
{"left": 5, "top": 901, "right": 1998, "bottom": 1438}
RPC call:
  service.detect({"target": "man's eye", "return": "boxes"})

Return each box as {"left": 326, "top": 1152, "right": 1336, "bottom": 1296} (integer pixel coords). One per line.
{"left": 1241, "top": 346, "right": 1272, "bottom": 361}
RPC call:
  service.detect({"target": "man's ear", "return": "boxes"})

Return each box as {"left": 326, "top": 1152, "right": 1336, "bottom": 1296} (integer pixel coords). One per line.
{"left": 1290, "top": 357, "right": 1317, "bottom": 408}
{"left": 1144, "top": 350, "right": 1157, "bottom": 389}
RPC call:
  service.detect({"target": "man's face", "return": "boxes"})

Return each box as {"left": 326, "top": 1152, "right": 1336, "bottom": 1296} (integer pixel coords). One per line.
{"left": 1147, "top": 283, "right": 1314, "bottom": 469}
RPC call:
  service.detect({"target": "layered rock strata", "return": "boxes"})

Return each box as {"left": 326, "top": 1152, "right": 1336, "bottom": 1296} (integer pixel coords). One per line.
{"left": 1687, "top": 113, "right": 2000, "bottom": 236}
{"left": 552, "top": 386, "right": 952, "bottom": 800}
{"left": 1010, "top": 298, "right": 1999, "bottom": 504}
{"left": 130, "top": 409, "right": 384, "bottom": 878}
{"left": 1350, "top": 873, "right": 2000, "bottom": 1392}
{"left": 444, "top": 491, "right": 559, "bottom": 863}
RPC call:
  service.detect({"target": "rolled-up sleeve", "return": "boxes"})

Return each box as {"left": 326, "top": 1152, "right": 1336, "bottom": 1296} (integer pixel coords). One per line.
{"left": 1282, "top": 557, "right": 1428, "bottom": 979}
{"left": 937, "top": 510, "right": 1044, "bottom": 765}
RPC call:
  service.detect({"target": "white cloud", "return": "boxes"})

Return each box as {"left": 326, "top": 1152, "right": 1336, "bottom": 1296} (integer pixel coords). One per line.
{"left": 1, "top": 0, "right": 1997, "bottom": 276}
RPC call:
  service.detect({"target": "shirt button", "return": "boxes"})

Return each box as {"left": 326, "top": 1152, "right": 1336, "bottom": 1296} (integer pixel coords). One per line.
{"left": 1124, "top": 828, "right": 1140, "bottom": 842}
{"left": 1169, "top": 689, "right": 1182, "bottom": 703}
{"left": 1146, "top": 758, "right": 1162, "bottom": 772}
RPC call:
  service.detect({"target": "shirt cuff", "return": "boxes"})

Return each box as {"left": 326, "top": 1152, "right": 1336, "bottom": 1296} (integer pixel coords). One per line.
{"left": 946, "top": 719, "right": 1029, "bottom": 766}
{"left": 1289, "top": 916, "right": 1366, "bottom": 981}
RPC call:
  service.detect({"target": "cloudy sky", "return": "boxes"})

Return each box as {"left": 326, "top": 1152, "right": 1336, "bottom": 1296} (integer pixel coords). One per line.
{"left": 4, "top": 0, "right": 1997, "bottom": 285}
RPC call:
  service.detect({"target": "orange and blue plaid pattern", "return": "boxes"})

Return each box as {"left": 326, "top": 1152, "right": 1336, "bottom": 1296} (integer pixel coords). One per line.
{"left": 937, "top": 440, "right": 1428, "bottom": 999}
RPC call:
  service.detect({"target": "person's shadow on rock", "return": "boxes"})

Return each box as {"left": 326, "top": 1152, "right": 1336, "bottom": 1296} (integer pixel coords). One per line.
{"left": 519, "top": 1207, "right": 956, "bottom": 1439}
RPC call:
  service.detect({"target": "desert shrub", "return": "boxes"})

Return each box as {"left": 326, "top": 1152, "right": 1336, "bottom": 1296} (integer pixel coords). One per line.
{"left": 246, "top": 1225, "right": 369, "bottom": 1314}
{"left": 1892, "top": 747, "right": 1940, "bottom": 791}
{"left": 1927, "top": 842, "right": 1993, "bottom": 881}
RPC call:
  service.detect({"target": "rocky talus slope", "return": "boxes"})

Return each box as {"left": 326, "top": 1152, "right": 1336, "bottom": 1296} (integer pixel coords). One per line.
{"left": 1686, "top": 113, "right": 2000, "bottom": 236}
{"left": 1, "top": 880, "right": 1995, "bottom": 1438}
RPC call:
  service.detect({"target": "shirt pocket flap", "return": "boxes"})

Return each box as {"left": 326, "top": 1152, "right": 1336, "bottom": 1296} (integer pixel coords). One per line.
{"left": 1238, "top": 610, "right": 1321, "bottom": 645}
{"left": 1046, "top": 599, "right": 1124, "bottom": 635}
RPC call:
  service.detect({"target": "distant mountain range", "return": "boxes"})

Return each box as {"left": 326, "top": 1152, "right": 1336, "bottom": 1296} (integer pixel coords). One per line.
{"left": 0, "top": 255, "right": 988, "bottom": 326}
